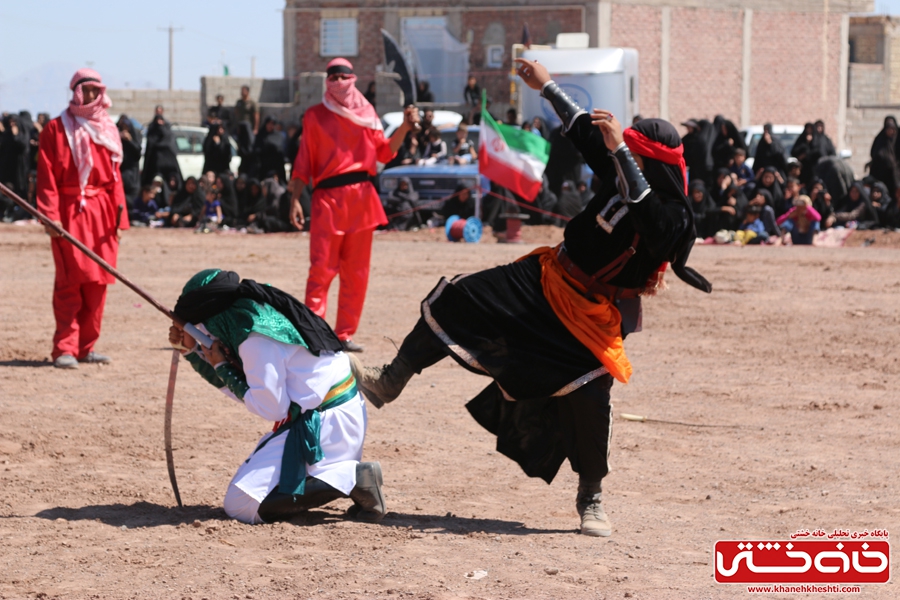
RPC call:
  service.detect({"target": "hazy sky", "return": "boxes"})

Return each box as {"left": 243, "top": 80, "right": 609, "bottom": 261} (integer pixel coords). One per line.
{"left": 0, "top": 0, "right": 283, "bottom": 113}
{"left": 2, "top": 0, "right": 900, "bottom": 113}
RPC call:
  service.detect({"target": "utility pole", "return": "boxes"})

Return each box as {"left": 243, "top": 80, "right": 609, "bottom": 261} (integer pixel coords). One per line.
{"left": 251, "top": 56, "right": 257, "bottom": 79}
{"left": 157, "top": 24, "right": 183, "bottom": 90}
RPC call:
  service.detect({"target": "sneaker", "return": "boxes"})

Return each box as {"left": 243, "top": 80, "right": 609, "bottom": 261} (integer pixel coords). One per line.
{"left": 53, "top": 354, "right": 79, "bottom": 369}
{"left": 341, "top": 339, "right": 364, "bottom": 353}
{"left": 79, "top": 351, "right": 111, "bottom": 364}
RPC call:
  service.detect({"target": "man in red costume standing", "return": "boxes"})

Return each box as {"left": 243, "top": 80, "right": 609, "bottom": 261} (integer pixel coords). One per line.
{"left": 37, "top": 68, "right": 129, "bottom": 369}
{"left": 290, "top": 58, "right": 418, "bottom": 352}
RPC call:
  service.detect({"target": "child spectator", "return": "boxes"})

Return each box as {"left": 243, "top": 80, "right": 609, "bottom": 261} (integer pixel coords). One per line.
{"left": 777, "top": 194, "right": 821, "bottom": 245}
{"left": 448, "top": 124, "right": 477, "bottom": 165}
{"left": 202, "top": 186, "right": 223, "bottom": 227}
{"left": 729, "top": 148, "right": 753, "bottom": 190}
{"left": 418, "top": 128, "right": 448, "bottom": 165}
{"left": 129, "top": 184, "right": 161, "bottom": 226}
{"left": 807, "top": 178, "right": 835, "bottom": 229}
{"left": 781, "top": 177, "right": 801, "bottom": 216}
{"left": 738, "top": 205, "right": 769, "bottom": 244}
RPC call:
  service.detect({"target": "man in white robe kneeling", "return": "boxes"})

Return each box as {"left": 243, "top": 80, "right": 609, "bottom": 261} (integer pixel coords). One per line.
{"left": 168, "top": 269, "right": 384, "bottom": 524}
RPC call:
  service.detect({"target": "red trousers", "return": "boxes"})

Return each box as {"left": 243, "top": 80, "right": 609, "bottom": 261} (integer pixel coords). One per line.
{"left": 52, "top": 280, "right": 108, "bottom": 360}
{"left": 305, "top": 228, "right": 373, "bottom": 341}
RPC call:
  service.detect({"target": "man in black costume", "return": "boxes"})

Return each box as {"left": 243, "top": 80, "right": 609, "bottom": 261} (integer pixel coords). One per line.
{"left": 357, "top": 58, "right": 711, "bottom": 537}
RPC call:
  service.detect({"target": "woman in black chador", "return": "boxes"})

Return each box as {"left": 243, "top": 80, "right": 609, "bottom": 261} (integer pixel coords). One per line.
{"left": 355, "top": 58, "right": 711, "bottom": 538}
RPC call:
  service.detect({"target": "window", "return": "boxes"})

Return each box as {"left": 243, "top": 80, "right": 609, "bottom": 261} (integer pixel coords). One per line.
{"left": 320, "top": 18, "right": 358, "bottom": 57}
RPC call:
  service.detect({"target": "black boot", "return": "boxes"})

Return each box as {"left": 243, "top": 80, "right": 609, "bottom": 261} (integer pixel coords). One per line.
{"left": 347, "top": 461, "right": 386, "bottom": 522}
{"left": 576, "top": 480, "right": 611, "bottom": 537}
{"left": 257, "top": 478, "right": 347, "bottom": 524}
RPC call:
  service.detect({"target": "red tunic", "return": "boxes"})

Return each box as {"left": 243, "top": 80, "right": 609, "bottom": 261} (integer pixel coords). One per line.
{"left": 36, "top": 117, "right": 129, "bottom": 285}
{"left": 292, "top": 104, "right": 394, "bottom": 235}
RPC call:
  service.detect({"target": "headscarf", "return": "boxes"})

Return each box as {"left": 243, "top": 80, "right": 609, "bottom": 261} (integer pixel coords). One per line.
{"left": 174, "top": 269, "right": 343, "bottom": 358}
{"left": 60, "top": 68, "right": 123, "bottom": 205}
{"left": 322, "top": 58, "right": 382, "bottom": 130}
{"left": 754, "top": 124, "right": 787, "bottom": 175}
{"left": 624, "top": 118, "right": 711, "bottom": 293}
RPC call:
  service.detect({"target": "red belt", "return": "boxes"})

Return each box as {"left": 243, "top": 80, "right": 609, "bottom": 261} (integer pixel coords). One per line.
{"left": 60, "top": 185, "right": 109, "bottom": 197}
{"left": 556, "top": 241, "right": 643, "bottom": 301}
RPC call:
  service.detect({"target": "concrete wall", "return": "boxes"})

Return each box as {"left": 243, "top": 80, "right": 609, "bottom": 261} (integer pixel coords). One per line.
{"left": 846, "top": 106, "right": 895, "bottom": 177}
{"left": 106, "top": 89, "right": 200, "bottom": 126}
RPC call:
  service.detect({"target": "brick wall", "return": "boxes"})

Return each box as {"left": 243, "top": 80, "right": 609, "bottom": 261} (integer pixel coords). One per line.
{"left": 849, "top": 63, "right": 887, "bottom": 106}
{"left": 462, "top": 8, "right": 583, "bottom": 108}
{"left": 668, "top": 7, "right": 743, "bottom": 128}
{"left": 747, "top": 11, "right": 842, "bottom": 136}
{"left": 610, "top": 4, "right": 661, "bottom": 119}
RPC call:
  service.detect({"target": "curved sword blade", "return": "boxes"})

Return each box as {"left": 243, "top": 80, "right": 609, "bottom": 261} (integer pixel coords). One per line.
{"left": 165, "top": 349, "right": 183, "bottom": 508}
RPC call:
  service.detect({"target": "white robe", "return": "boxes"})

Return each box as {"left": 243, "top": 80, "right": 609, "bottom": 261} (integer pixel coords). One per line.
{"left": 190, "top": 329, "right": 367, "bottom": 524}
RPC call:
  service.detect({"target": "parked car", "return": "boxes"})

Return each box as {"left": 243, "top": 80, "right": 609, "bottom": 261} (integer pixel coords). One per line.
{"left": 139, "top": 125, "right": 241, "bottom": 180}
{"left": 382, "top": 110, "right": 463, "bottom": 137}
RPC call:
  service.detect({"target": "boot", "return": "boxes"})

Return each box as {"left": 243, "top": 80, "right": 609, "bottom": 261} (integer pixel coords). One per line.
{"left": 347, "top": 461, "right": 386, "bottom": 522}
{"left": 257, "top": 478, "right": 347, "bottom": 524}
{"left": 355, "top": 355, "right": 415, "bottom": 409}
{"left": 576, "top": 481, "right": 612, "bottom": 537}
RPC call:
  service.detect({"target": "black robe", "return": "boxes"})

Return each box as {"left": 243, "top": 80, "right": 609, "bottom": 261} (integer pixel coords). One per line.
{"left": 835, "top": 182, "right": 879, "bottom": 229}
{"left": 682, "top": 119, "right": 716, "bottom": 186}
{"left": 753, "top": 130, "right": 787, "bottom": 177}
{"left": 118, "top": 117, "right": 143, "bottom": 205}
{"left": 868, "top": 117, "right": 900, "bottom": 197}
{"left": 142, "top": 117, "right": 182, "bottom": 187}
{"left": 202, "top": 127, "right": 232, "bottom": 175}
{"left": 689, "top": 180, "right": 717, "bottom": 239}
{"left": 254, "top": 117, "right": 287, "bottom": 183}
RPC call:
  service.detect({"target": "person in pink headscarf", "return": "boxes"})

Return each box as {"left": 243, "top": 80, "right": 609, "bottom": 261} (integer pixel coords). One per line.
{"left": 36, "top": 68, "right": 129, "bottom": 369}
{"left": 289, "top": 58, "right": 418, "bottom": 352}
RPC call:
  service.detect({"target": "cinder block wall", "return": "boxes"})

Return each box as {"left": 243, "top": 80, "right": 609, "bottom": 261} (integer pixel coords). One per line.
{"left": 107, "top": 89, "right": 200, "bottom": 126}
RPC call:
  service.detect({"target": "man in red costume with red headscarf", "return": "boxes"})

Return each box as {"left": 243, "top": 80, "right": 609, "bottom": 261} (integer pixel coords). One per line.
{"left": 290, "top": 58, "right": 418, "bottom": 352}
{"left": 37, "top": 68, "right": 129, "bottom": 369}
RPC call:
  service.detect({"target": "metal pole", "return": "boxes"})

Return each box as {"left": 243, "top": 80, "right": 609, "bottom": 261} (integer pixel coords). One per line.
{"left": 168, "top": 25, "right": 174, "bottom": 90}
{"left": 251, "top": 56, "right": 256, "bottom": 79}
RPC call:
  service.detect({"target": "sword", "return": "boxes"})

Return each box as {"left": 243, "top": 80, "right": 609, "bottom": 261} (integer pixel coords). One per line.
{"left": 0, "top": 182, "right": 211, "bottom": 506}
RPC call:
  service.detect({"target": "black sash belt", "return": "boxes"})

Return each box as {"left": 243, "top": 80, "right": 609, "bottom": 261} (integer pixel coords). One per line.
{"left": 314, "top": 171, "right": 372, "bottom": 191}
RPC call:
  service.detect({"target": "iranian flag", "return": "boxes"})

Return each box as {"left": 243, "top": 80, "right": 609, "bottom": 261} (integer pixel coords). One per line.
{"left": 478, "top": 95, "right": 550, "bottom": 201}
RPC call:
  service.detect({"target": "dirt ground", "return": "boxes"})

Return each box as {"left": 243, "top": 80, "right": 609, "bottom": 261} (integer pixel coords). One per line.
{"left": 0, "top": 223, "right": 898, "bottom": 600}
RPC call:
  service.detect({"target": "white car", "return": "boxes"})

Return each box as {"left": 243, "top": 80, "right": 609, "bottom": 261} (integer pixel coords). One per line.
{"left": 382, "top": 110, "right": 463, "bottom": 137}
{"left": 168, "top": 125, "right": 241, "bottom": 179}
{"left": 741, "top": 125, "right": 851, "bottom": 170}
{"left": 138, "top": 125, "right": 241, "bottom": 180}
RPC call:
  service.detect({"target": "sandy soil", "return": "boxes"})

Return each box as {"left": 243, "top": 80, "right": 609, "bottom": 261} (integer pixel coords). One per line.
{"left": 0, "top": 223, "right": 898, "bottom": 600}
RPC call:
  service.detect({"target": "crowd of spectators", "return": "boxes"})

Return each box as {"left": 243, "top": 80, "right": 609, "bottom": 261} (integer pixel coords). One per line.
{"left": 2, "top": 81, "right": 899, "bottom": 243}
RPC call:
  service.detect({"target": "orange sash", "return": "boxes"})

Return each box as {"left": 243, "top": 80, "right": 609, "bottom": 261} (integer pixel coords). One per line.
{"left": 523, "top": 246, "right": 633, "bottom": 384}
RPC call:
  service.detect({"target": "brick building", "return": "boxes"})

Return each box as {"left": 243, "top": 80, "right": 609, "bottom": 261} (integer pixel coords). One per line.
{"left": 284, "top": 0, "right": 872, "bottom": 152}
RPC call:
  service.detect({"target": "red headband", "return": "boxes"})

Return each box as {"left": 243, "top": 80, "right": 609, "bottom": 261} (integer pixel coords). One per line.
{"left": 623, "top": 128, "right": 688, "bottom": 195}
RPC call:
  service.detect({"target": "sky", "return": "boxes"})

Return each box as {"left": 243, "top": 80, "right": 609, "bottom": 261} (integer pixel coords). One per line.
{"left": 0, "top": 0, "right": 284, "bottom": 113}
{"left": 3, "top": 0, "right": 900, "bottom": 114}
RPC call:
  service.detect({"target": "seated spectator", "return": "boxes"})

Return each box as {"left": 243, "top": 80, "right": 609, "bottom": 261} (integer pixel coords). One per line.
{"left": 216, "top": 172, "right": 239, "bottom": 227}
{"left": 448, "top": 124, "right": 477, "bottom": 165}
{"left": 385, "top": 132, "right": 421, "bottom": 169}
{"left": 748, "top": 189, "right": 782, "bottom": 237}
{"left": 806, "top": 178, "right": 835, "bottom": 229}
{"left": 781, "top": 177, "right": 801, "bottom": 216}
{"left": 441, "top": 184, "right": 476, "bottom": 221}
{"left": 418, "top": 129, "right": 448, "bottom": 165}
{"left": 129, "top": 184, "right": 162, "bottom": 226}
{"left": 688, "top": 180, "right": 718, "bottom": 239}
{"left": 200, "top": 186, "right": 223, "bottom": 228}
{"left": 729, "top": 148, "right": 753, "bottom": 190}
{"left": 834, "top": 182, "right": 879, "bottom": 229}
{"left": 417, "top": 80, "right": 434, "bottom": 103}
{"left": 711, "top": 168, "right": 746, "bottom": 231}
{"left": 738, "top": 205, "right": 769, "bottom": 244}
{"left": 170, "top": 176, "right": 204, "bottom": 228}
{"left": 869, "top": 181, "right": 892, "bottom": 226}
{"left": 756, "top": 167, "right": 785, "bottom": 216}
{"left": 785, "top": 157, "right": 802, "bottom": 181}
{"left": 777, "top": 195, "right": 821, "bottom": 245}
{"left": 385, "top": 177, "right": 423, "bottom": 231}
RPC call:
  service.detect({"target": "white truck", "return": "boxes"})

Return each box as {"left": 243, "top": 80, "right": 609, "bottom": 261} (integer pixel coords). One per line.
{"left": 517, "top": 47, "right": 639, "bottom": 129}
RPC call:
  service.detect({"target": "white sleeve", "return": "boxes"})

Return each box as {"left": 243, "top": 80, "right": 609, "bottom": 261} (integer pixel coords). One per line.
{"left": 236, "top": 334, "right": 292, "bottom": 422}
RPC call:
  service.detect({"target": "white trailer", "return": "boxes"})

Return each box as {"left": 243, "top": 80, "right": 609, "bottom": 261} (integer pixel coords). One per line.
{"left": 518, "top": 47, "right": 639, "bottom": 129}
